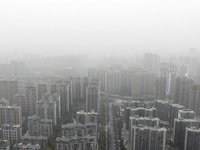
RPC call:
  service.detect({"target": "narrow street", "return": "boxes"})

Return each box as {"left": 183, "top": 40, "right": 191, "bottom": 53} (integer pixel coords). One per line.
{"left": 108, "top": 103, "right": 117, "bottom": 150}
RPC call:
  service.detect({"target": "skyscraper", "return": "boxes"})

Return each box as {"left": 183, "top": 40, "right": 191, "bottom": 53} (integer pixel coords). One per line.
{"left": 175, "top": 77, "right": 193, "bottom": 107}
{"left": 86, "top": 80, "right": 100, "bottom": 113}
{"left": 132, "top": 71, "right": 155, "bottom": 99}
{"left": 189, "top": 84, "right": 200, "bottom": 116}
{"left": 25, "top": 85, "right": 38, "bottom": 116}
{"left": 160, "top": 63, "right": 177, "bottom": 99}
{"left": 0, "top": 79, "right": 18, "bottom": 105}
{"left": 155, "top": 77, "right": 166, "bottom": 100}
{"left": 184, "top": 127, "right": 200, "bottom": 150}
{"left": 173, "top": 118, "right": 200, "bottom": 148}
{"left": 0, "top": 105, "right": 22, "bottom": 126}
{"left": 14, "top": 94, "right": 26, "bottom": 117}
{"left": 51, "top": 82, "right": 70, "bottom": 117}
{"left": 36, "top": 100, "right": 57, "bottom": 125}
{"left": 144, "top": 53, "right": 160, "bottom": 76}
{"left": 129, "top": 126, "right": 166, "bottom": 150}
{"left": 37, "top": 83, "right": 48, "bottom": 100}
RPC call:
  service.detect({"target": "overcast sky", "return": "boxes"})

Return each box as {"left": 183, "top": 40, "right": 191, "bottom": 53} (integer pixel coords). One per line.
{"left": 0, "top": 0, "right": 200, "bottom": 57}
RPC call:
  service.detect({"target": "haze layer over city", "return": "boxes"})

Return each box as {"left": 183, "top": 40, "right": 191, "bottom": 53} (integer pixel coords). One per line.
{"left": 0, "top": 0, "right": 200, "bottom": 150}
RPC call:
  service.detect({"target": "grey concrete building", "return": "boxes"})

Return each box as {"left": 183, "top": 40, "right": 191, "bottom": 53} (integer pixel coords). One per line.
{"left": 132, "top": 71, "right": 155, "bottom": 99}
{"left": 160, "top": 63, "right": 177, "bottom": 99}
{"left": 43, "top": 93, "right": 61, "bottom": 119}
{"left": 37, "top": 83, "right": 48, "bottom": 101}
{"left": 72, "top": 77, "right": 88, "bottom": 103}
{"left": 50, "top": 82, "right": 70, "bottom": 117}
{"left": 155, "top": 77, "right": 166, "bottom": 100}
{"left": 13, "top": 143, "right": 41, "bottom": 150}
{"left": 76, "top": 110, "right": 98, "bottom": 124}
{"left": 189, "top": 84, "right": 200, "bottom": 116}
{"left": 173, "top": 118, "right": 200, "bottom": 148}
{"left": 0, "top": 124, "right": 22, "bottom": 144}
{"left": 169, "top": 103, "right": 185, "bottom": 126}
{"left": 184, "top": 127, "right": 200, "bottom": 150}
{"left": 25, "top": 85, "right": 38, "bottom": 116}
{"left": 55, "top": 136, "right": 97, "bottom": 150}
{"left": 129, "top": 126, "right": 166, "bottom": 150}
{"left": 129, "top": 116, "right": 160, "bottom": 130}
{"left": 178, "top": 109, "right": 195, "bottom": 120}
{"left": 14, "top": 94, "right": 26, "bottom": 116}
{"left": 175, "top": 77, "right": 193, "bottom": 107}
{"left": 0, "top": 140, "right": 10, "bottom": 150}
{"left": 28, "top": 115, "right": 53, "bottom": 138}
{"left": 155, "top": 100, "right": 170, "bottom": 122}
{"left": 130, "top": 107, "right": 156, "bottom": 118}
{"left": 0, "top": 98, "right": 9, "bottom": 106}
{"left": 21, "top": 135, "right": 48, "bottom": 150}
{"left": 61, "top": 123, "right": 97, "bottom": 138}
{"left": 86, "top": 80, "right": 100, "bottom": 113}
{"left": 0, "top": 79, "right": 18, "bottom": 105}
{"left": 0, "top": 105, "right": 22, "bottom": 126}
{"left": 36, "top": 100, "right": 57, "bottom": 125}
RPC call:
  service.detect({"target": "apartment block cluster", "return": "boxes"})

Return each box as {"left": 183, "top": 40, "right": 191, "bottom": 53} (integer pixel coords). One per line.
{"left": 0, "top": 77, "right": 101, "bottom": 149}
{"left": 122, "top": 99, "right": 200, "bottom": 150}
{"left": 88, "top": 65, "right": 155, "bottom": 99}
{"left": 55, "top": 110, "right": 98, "bottom": 150}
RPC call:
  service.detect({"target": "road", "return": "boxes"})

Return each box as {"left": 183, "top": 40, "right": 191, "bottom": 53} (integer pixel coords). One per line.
{"left": 108, "top": 103, "right": 117, "bottom": 150}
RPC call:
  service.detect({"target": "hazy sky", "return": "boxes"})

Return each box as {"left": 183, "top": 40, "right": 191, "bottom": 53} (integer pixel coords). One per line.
{"left": 0, "top": 0, "right": 200, "bottom": 57}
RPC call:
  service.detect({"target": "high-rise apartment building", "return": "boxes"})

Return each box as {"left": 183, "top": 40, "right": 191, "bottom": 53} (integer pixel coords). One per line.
{"left": 129, "top": 126, "right": 166, "bottom": 150}
{"left": 144, "top": 53, "right": 160, "bottom": 76}
{"left": 55, "top": 135, "right": 97, "bottom": 150}
{"left": 130, "top": 107, "right": 156, "bottom": 118}
{"left": 36, "top": 100, "right": 57, "bottom": 125}
{"left": 21, "top": 135, "right": 48, "bottom": 150}
{"left": 175, "top": 77, "right": 193, "bottom": 107}
{"left": 189, "top": 84, "right": 200, "bottom": 116}
{"left": 37, "top": 83, "right": 48, "bottom": 100}
{"left": 0, "top": 124, "right": 22, "bottom": 144}
{"left": 61, "top": 123, "right": 97, "bottom": 138}
{"left": 169, "top": 104, "right": 185, "bottom": 126}
{"left": 160, "top": 63, "right": 177, "bottom": 99}
{"left": 0, "top": 98, "right": 9, "bottom": 106}
{"left": 76, "top": 110, "right": 98, "bottom": 124}
{"left": 25, "top": 85, "right": 38, "bottom": 116}
{"left": 14, "top": 94, "right": 26, "bottom": 116}
{"left": 42, "top": 93, "right": 61, "bottom": 119}
{"left": 132, "top": 71, "right": 155, "bottom": 99}
{"left": 86, "top": 80, "right": 100, "bottom": 113}
{"left": 184, "top": 127, "right": 200, "bottom": 150}
{"left": 178, "top": 109, "right": 195, "bottom": 119}
{"left": 72, "top": 77, "right": 88, "bottom": 102}
{"left": 173, "top": 118, "right": 200, "bottom": 148}
{"left": 129, "top": 116, "right": 160, "bottom": 129}
{"left": 28, "top": 115, "right": 53, "bottom": 138}
{"left": 155, "top": 77, "right": 166, "bottom": 100}
{"left": 0, "top": 105, "right": 22, "bottom": 126}
{"left": 0, "top": 79, "right": 18, "bottom": 105}
{"left": 155, "top": 100, "right": 170, "bottom": 122}
{"left": 51, "top": 81, "right": 71, "bottom": 117}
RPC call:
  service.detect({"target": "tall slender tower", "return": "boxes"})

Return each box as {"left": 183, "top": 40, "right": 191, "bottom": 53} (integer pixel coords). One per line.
{"left": 25, "top": 85, "right": 38, "bottom": 116}
{"left": 0, "top": 79, "right": 18, "bottom": 105}
{"left": 86, "top": 80, "right": 100, "bottom": 113}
